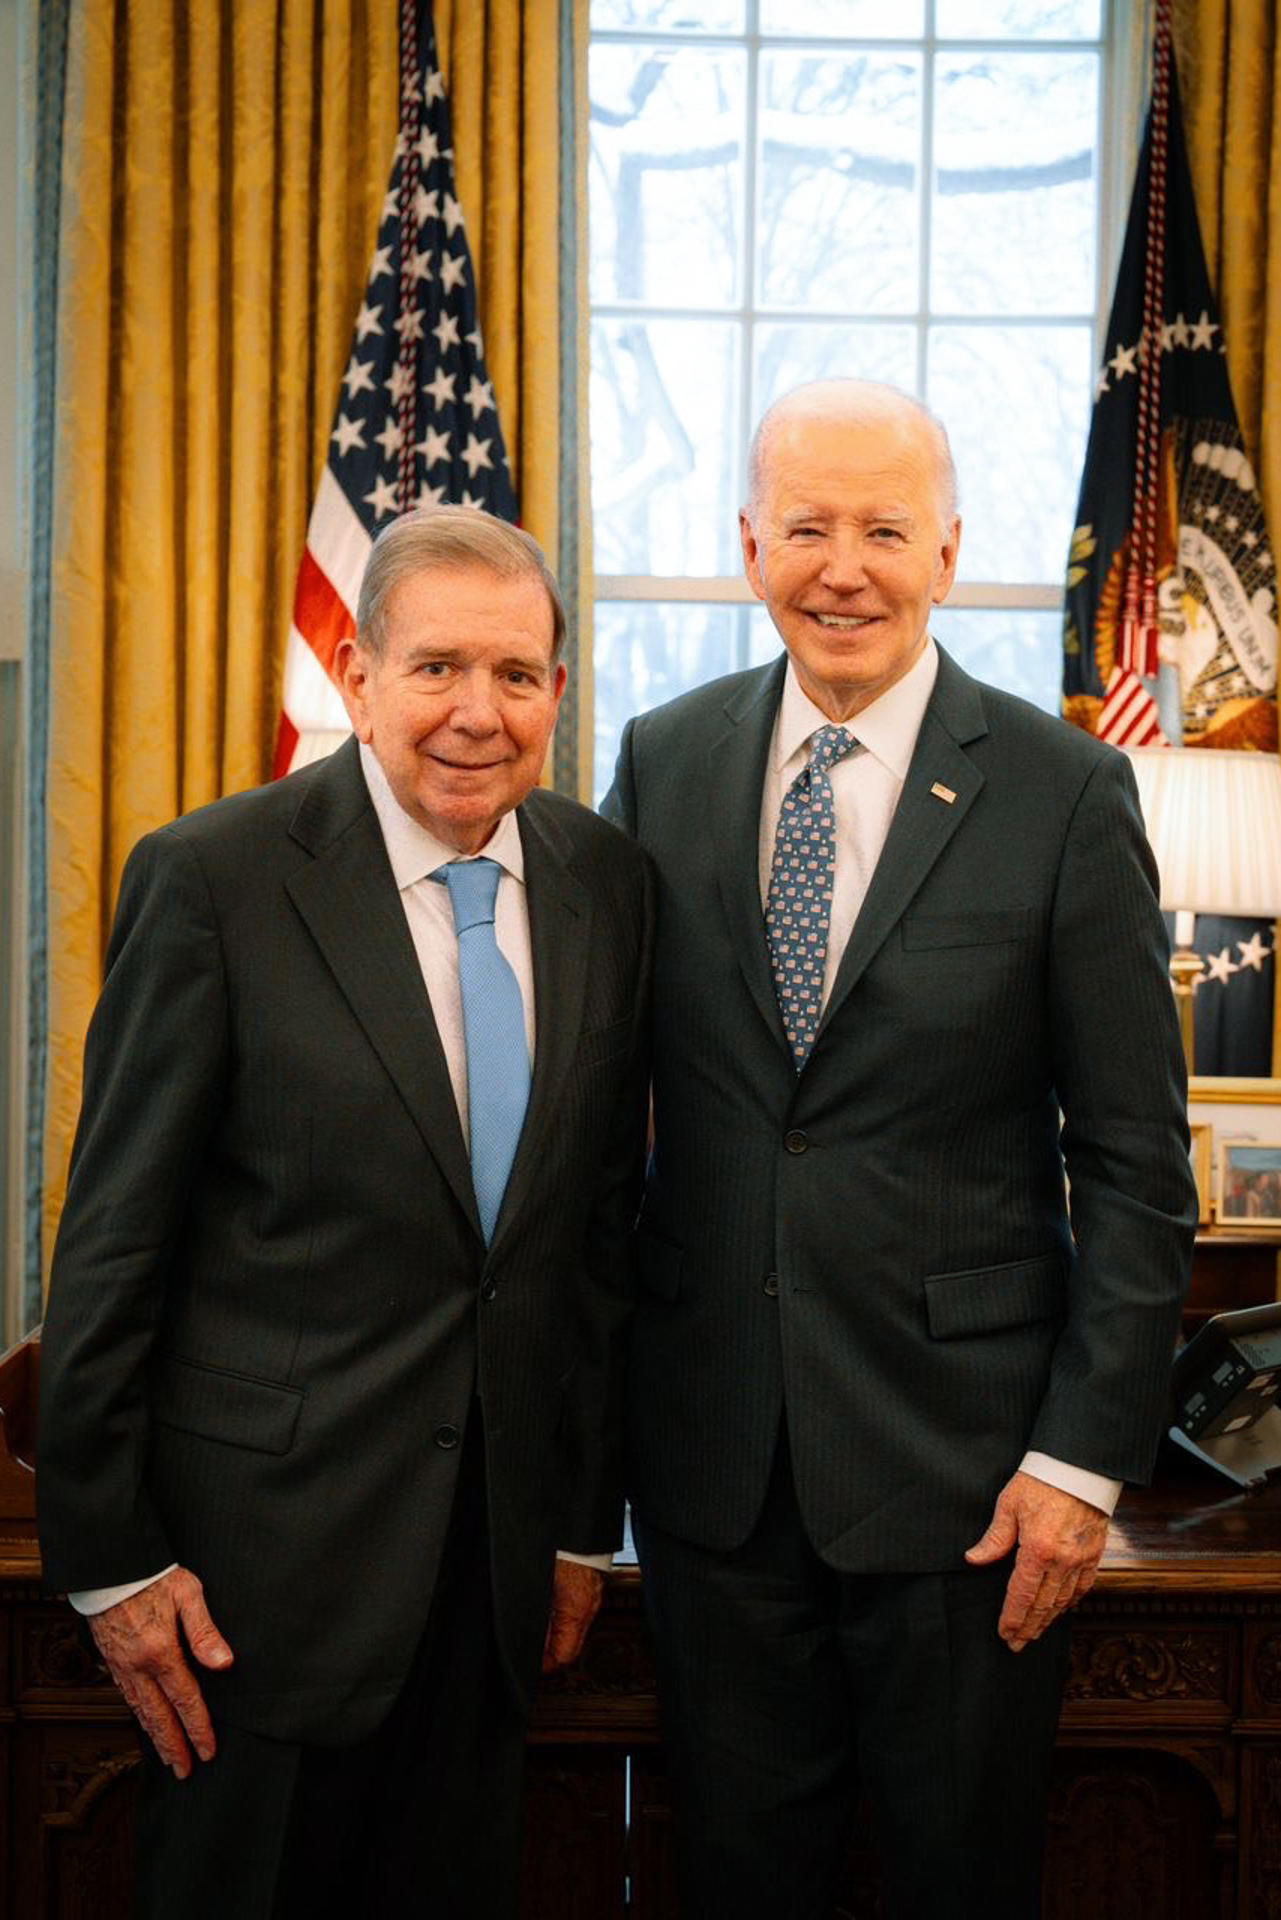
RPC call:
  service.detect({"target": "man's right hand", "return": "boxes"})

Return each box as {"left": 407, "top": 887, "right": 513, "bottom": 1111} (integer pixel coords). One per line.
{"left": 87, "top": 1567, "right": 233, "bottom": 1779}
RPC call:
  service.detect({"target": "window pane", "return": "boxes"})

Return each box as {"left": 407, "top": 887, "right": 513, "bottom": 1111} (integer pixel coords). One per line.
{"left": 759, "top": 0, "right": 924, "bottom": 34}
{"left": 757, "top": 52, "right": 921, "bottom": 314}
{"left": 592, "top": 318, "right": 743, "bottom": 575}
{"left": 591, "top": 45, "right": 746, "bottom": 308}
{"left": 594, "top": 602, "right": 744, "bottom": 801}
{"left": 591, "top": 0, "right": 745, "bottom": 29}
{"left": 936, "top": 0, "right": 1101, "bottom": 38}
{"left": 928, "top": 324, "right": 1091, "bottom": 583}
{"left": 753, "top": 322, "right": 917, "bottom": 418}
{"left": 932, "top": 55, "right": 1097, "bottom": 315}
{"left": 930, "top": 608, "right": 1063, "bottom": 711}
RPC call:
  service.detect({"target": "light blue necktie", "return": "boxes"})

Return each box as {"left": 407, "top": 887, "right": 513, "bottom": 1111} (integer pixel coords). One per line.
{"left": 433, "top": 858, "right": 531, "bottom": 1244}
{"left": 765, "top": 725, "right": 858, "bottom": 1070}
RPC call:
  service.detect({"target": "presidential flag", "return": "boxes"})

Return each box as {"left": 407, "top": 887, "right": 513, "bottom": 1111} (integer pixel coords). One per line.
{"left": 1062, "top": 14, "right": 1277, "bottom": 754}
{"left": 275, "top": 0, "right": 518, "bottom": 776}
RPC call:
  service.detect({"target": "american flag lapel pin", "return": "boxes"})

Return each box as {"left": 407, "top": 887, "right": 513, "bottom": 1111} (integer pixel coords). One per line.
{"left": 930, "top": 781, "right": 957, "bottom": 805}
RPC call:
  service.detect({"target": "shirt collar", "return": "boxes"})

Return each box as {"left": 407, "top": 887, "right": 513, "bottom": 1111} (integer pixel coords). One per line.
{"left": 774, "top": 638, "right": 939, "bottom": 784}
{"left": 358, "top": 741, "right": 526, "bottom": 891}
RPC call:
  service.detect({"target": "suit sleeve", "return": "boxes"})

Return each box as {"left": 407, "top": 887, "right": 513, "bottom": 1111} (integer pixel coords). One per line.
{"left": 599, "top": 718, "right": 639, "bottom": 839}
{"left": 38, "top": 827, "right": 230, "bottom": 1593}
{"left": 1029, "top": 748, "right": 1197, "bottom": 1483}
{"left": 556, "top": 844, "right": 654, "bottom": 1555}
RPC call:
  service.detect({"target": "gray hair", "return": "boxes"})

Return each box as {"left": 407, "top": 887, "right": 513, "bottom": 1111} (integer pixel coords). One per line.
{"left": 355, "top": 505, "right": 567, "bottom": 660}
{"left": 745, "top": 380, "right": 959, "bottom": 532}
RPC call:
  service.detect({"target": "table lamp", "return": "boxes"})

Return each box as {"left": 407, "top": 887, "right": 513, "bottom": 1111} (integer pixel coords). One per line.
{"left": 1124, "top": 747, "right": 1281, "bottom": 1074}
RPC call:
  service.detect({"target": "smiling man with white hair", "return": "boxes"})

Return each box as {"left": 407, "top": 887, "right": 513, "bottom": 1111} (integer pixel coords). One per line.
{"left": 604, "top": 380, "right": 1195, "bottom": 1918}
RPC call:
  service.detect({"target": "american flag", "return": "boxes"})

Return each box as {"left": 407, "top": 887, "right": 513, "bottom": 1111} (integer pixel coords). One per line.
{"left": 275, "top": 0, "right": 518, "bottom": 776}
{"left": 1061, "top": 0, "right": 1276, "bottom": 756}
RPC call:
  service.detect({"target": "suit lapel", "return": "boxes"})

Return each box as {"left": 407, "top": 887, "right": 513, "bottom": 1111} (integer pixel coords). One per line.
{"left": 711, "top": 656, "right": 792, "bottom": 1054}
{"left": 284, "top": 740, "right": 482, "bottom": 1238}
{"left": 487, "top": 796, "right": 591, "bottom": 1254}
{"left": 818, "top": 647, "right": 989, "bottom": 1037}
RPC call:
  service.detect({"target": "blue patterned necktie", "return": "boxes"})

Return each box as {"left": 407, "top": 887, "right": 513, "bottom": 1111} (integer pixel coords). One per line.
{"left": 765, "top": 725, "right": 858, "bottom": 1070}
{"left": 433, "top": 858, "right": 531, "bottom": 1244}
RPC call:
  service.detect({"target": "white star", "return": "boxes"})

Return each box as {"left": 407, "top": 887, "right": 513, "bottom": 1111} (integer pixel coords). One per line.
{"left": 440, "top": 252, "right": 468, "bottom": 294}
{"left": 1171, "top": 312, "right": 1191, "bottom": 347}
{"left": 424, "top": 367, "right": 457, "bottom": 410}
{"left": 354, "top": 301, "right": 383, "bottom": 341}
{"left": 394, "top": 307, "right": 425, "bottom": 344}
{"left": 432, "top": 312, "right": 461, "bottom": 353}
{"left": 415, "top": 185, "right": 440, "bottom": 226}
{"left": 374, "top": 418, "right": 404, "bottom": 461}
{"left": 424, "top": 68, "right": 445, "bottom": 103}
{"left": 1205, "top": 504, "right": 1221, "bottom": 522}
{"left": 385, "top": 363, "right": 416, "bottom": 404}
{"left": 443, "top": 193, "right": 466, "bottom": 237}
{"left": 1191, "top": 310, "right": 1219, "bottom": 350}
{"left": 364, "top": 475, "right": 400, "bottom": 519}
{"left": 417, "top": 480, "right": 447, "bottom": 508}
{"left": 460, "top": 433, "right": 494, "bottom": 477}
{"left": 1237, "top": 932, "right": 1270, "bottom": 972}
{"left": 1094, "top": 369, "right": 1110, "bottom": 400}
{"left": 1159, "top": 322, "right": 1176, "bottom": 351}
{"left": 466, "top": 325, "right": 485, "bottom": 354}
{"left": 342, "top": 356, "right": 375, "bottom": 399}
{"left": 1225, "top": 514, "right": 1240, "bottom": 533}
{"left": 416, "top": 127, "right": 441, "bottom": 167}
{"left": 331, "top": 412, "right": 367, "bottom": 456}
{"left": 1204, "top": 947, "right": 1238, "bottom": 985}
{"left": 368, "top": 244, "right": 393, "bottom": 282}
{"left": 406, "top": 247, "right": 433, "bottom": 284}
{"left": 1243, "top": 530, "right": 1259, "bottom": 549}
{"left": 1108, "top": 341, "right": 1138, "bottom": 381}
{"left": 381, "top": 189, "right": 399, "bottom": 225}
{"left": 416, "top": 425, "right": 451, "bottom": 468}
{"left": 464, "top": 374, "right": 494, "bottom": 419}
{"left": 460, "top": 489, "right": 485, "bottom": 510}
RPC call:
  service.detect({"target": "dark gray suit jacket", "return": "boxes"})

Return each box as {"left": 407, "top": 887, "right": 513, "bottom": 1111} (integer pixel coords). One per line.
{"left": 38, "top": 739, "right": 653, "bottom": 1743}
{"left": 604, "top": 647, "right": 1195, "bottom": 1570}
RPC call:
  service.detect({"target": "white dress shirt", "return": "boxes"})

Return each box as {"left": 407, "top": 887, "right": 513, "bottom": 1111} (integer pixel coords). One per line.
{"left": 760, "top": 643, "right": 1120, "bottom": 1519}
{"left": 72, "top": 748, "right": 602, "bottom": 1617}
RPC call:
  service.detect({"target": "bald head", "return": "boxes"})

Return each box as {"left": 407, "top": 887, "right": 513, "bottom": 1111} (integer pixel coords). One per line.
{"left": 746, "top": 380, "right": 958, "bottom": 534}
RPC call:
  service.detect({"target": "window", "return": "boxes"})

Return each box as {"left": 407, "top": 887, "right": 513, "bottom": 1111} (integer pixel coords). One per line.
{"left": 588, "top": 0, "right": 1141, "bottom": 799}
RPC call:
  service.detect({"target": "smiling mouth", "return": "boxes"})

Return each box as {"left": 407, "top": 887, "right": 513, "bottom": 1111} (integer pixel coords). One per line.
{"left": 810, "top": 613, "right": 877, "bottom": 629}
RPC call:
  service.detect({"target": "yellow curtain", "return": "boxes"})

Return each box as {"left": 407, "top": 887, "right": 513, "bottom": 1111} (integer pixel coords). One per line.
{"left": 1172, "top": 2, "right": 1281, "bottom": 1071}
{"left": 43, "top": 0, "right": 578, "bottom": 1269}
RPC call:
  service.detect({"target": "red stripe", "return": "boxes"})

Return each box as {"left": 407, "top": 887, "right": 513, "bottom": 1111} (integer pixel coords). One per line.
{"left": 293, "top": 546, "right": 357, "bottom": 676}
{"left": 272, "top": 713, "right": 299, "bottom": 781}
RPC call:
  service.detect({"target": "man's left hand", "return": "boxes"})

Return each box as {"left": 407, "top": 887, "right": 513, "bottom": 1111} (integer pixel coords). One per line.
{"left": 542, "top": 1561, "right": 604, "bottom": 1673}
{"left": 964, "top": 1471, "right": 1110, "bottom": 1652}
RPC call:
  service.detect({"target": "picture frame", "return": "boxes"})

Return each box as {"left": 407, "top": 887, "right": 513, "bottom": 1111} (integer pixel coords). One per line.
{"left": 1217, "top": 1141, "right": 1281, "bottom": 1229}
{"left": 1188, "top": 1123, "right": 1213, "bottom": 1226}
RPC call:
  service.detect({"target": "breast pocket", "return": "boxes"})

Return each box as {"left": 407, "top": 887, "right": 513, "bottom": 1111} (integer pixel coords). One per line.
{"left": 902, "top": 908, "right": 1034, "bottom": 951}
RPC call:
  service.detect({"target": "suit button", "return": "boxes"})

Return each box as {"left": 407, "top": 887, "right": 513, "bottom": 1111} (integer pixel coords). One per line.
{"left": 481, "top": 1280, "right": 498, "bottom": 1303}
{"left": 434, "top": 1424, "right": 461, "bottom": 1450}
{"left": 763, "top": 1273, "right": 780, "bottom": 1298}
{"left": 784, "top": 1129, "right": 808, "bottom": 1154}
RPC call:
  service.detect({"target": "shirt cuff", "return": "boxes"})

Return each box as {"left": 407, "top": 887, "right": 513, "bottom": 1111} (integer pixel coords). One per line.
{"left": 68, "top": 1566, "right": 179, "bottom": 1616}
{"left": 1020, "top": 1452, "right": 1121, "bottom": 1516}
{"left": 556, "top": 1550, "right": 614, "bottom": 1572}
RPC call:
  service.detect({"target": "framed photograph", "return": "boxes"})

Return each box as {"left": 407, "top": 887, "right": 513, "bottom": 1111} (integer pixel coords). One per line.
{"left": 1217, "top": 1141, "right": 1281, "bottom": 1228}
{"left": 1189, "top": 1123, "right": 1213, "bottom": 1226}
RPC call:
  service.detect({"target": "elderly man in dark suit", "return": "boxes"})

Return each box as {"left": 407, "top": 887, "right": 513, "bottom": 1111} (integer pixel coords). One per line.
{"left": 38, "top": 505, "right": 652, "bottom": 1920}
{"left": 604, "top": 380, "right": 1195, "bottom": 1919}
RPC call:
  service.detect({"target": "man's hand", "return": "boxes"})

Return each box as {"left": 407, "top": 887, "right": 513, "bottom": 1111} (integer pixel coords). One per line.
{"left": 87, "top": 1567, "right": 233, "bottom": 1778}
{"left": 542, "top": 1560, "right": 604, "bottom": 1674}
{"left": 965, "top": 1471, "right": 1110, "bottom": 1652}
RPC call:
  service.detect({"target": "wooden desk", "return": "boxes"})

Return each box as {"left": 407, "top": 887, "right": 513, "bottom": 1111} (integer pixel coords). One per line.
{"left": 5, "top": 1330, "right": 1281, "bottom": 1919}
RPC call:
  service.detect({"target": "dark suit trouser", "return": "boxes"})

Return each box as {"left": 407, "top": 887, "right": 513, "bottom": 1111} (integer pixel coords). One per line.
{"left": 133, "top": 1413, "right": 529, "bottom": 1920}
{"left": 633, "top": 1425, "right": 1071, "bottom": 1920}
